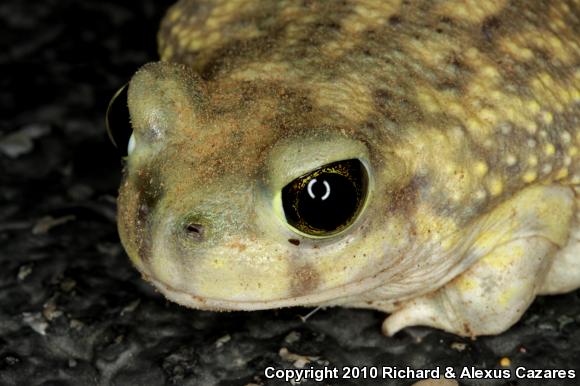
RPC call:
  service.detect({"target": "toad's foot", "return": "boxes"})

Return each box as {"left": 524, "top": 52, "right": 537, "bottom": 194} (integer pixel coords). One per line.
{"left": 540, "top": 188, "right": 580, "bottom": 295}
{"left": 382, "top": 185, "right": 576, "bottom": 337}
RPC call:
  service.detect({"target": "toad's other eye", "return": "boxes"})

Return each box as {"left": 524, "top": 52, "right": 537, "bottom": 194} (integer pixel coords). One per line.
{"left": 282, "top": 159, "right": 368, "bottom": 237}
{"left": 105, "top": 84, "right": 132, "bottom": 156}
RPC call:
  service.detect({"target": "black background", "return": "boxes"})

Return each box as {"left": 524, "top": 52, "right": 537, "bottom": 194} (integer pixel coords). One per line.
{"left": 1, "top": 1, "right": 579, "bottom": 385}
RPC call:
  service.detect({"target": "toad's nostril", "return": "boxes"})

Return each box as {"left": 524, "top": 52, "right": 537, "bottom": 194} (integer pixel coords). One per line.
{"left": 185, "top": 223, "right": 204, "bottom": 240}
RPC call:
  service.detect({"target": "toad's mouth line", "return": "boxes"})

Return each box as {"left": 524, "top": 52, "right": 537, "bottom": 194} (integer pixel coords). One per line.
{"left": 146, "top": 270, "right": 374, "bottom": 310}
{"left": 138, "top": 252, "right": 466, "bottom": 311}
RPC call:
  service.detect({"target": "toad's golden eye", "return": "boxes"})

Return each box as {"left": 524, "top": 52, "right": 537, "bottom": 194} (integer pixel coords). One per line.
{"left": 105, "top": 83, "right": 132, "bottom": 155}
{"left": 281, "top": 159, "right": 368, "bottom": 237}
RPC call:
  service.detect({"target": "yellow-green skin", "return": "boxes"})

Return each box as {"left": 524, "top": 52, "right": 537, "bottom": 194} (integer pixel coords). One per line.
{"left": 118, "top": 0, "right": 580, "bottom": 336}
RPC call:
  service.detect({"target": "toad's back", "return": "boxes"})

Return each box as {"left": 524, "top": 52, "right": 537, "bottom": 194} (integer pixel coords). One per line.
{"left": 157, "top": 0, "right": 580, "bottom": 221}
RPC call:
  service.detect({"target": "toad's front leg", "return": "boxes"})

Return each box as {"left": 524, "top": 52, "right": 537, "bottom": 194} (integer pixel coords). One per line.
{"left": 382, "top": 185, "right": 575, "bottom": 337}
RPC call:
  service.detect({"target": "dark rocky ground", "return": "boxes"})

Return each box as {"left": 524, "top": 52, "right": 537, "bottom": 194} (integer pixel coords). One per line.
{"left": 1, "top": 1, "right": 579, "bottom": 385}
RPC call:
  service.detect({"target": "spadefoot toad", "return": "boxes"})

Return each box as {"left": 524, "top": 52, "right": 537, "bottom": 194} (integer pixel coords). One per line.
{"left": 111, "top": 0, "right": 580, "bottom": 337}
